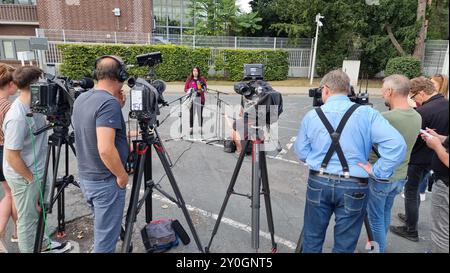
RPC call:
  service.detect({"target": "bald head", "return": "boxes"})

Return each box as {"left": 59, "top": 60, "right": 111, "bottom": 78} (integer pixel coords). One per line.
{"left": 94, "top": 56, "right": 122, "bottom": 82}
{"left": 320, "top": 70, "right": 350, "bottom": 94}
{"left": 383, "top": 74, "right": 410, "bottom": 97}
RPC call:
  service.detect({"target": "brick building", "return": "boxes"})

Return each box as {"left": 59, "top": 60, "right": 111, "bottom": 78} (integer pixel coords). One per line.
{"left": 0, "top": 0, "right": 154, "bottom": 63}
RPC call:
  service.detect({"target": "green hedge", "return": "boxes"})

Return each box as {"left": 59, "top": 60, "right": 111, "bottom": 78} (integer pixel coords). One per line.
{"left": 214, "top": 49, "right": 289, "bottom": 81}
{"left": 385, "top": 56, "right": 422, "bottom": 79}
{"left": 57, "top": 44, "right": 210, "bottom": 81}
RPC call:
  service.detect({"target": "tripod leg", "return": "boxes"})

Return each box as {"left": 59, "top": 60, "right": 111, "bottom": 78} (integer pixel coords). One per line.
{"left": 260, "top": 150, "right": 277, "bottom": 252}
{"left": 34, "top": 143, "right": 53, "bottom": 253}
{"left": 205, "top": 140, "right": 251, "bottom": 252}
{"left": 34, "top": 137, "right": 63, "bottom": 252}
{"left": 144, "top": 146, "right": 153, "bottom": 223}
{"left": 56, "top": 142, "right": 70, "bottom": 237}
{"left": 122, "top": 147, "right": 146, "bottom": 253}
{"left": 251, "top": 141, "right": 262, "bottom": 251}
{"left": 154, "top": 142, "right": 204, "bottom": 253}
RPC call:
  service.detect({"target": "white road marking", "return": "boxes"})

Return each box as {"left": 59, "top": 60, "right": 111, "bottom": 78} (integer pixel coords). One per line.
{"left": 145, "top": 191, "right": 297, "bottom": 250}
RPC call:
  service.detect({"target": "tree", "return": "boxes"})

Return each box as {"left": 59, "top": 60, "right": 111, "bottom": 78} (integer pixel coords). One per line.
{"left": 260, "top": 0, "right": 433, "bottom": 76}
{"left": 248, "top": 0, "right": 281, "bottom": 36}
{"left": 188, "top": 0, "right": 262, "bottom": 36}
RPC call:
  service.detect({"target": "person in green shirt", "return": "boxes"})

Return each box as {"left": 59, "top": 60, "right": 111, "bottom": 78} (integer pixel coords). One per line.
{"left": 359, "top": 74, "right": 422, "bottom": 252}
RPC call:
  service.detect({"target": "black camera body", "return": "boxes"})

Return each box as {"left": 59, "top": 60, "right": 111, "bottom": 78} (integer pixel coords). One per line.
{"left": 136, "top": 52, "right": 163, "bottom": 67}
{"left": 129, "top": 52, "right": 166, "bottom": 126}
{"left": 234, "top": 65, "right": 283, "bottom": 128}
{"left": 30, "top": 76, "right": 93, "bottom": 121}
{"left": 308, "top": 85, "right": 370, "bottom": 107}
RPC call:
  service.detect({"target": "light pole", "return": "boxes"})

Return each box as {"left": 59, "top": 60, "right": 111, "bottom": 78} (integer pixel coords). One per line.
{"left": 310, "top": 13, "right": 324, "bottom": 85}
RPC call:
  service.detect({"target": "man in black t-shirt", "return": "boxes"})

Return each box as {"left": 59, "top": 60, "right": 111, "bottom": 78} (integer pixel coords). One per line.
{"left": 421, "top": 128, "right": 449, "bottom": 253}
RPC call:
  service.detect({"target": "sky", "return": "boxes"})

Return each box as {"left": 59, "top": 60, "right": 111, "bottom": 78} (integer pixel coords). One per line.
{"left": 237, "top": 0, "right": 252, "bottom": 13}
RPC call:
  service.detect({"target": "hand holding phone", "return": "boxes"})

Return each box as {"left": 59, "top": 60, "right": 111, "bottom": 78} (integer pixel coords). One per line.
{"left": 420, "top": 129, "right": 434, "bottom": 139}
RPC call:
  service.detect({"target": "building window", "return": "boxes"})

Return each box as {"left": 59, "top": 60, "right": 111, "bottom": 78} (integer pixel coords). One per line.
{"left": 2, "top": 41, "right": 15, "bottom": 59}
{"left": 0, "top": 39, "right": 31, "bottom": 60}
{"left": 0, "top": 0, "right": 36, "bottom": 4}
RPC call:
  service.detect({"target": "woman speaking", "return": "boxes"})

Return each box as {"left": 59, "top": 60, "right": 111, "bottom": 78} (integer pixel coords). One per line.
{"left": 184, "top": 67, "right": 207, "bottom": 136}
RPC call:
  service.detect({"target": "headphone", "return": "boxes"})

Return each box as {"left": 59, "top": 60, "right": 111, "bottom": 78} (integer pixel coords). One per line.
{"left": 93, "top": 55, "right": 128, "bottom": 82}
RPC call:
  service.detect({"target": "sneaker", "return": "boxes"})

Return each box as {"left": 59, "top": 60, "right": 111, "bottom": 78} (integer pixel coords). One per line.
{"left": 390, "top": 225, "right": 419, "bottom": 242}
{"left": 0, "top": 238, "right": 8, "bottom": 253}
{"left": 420, "top": 193, "right": 426, "bottom": 201}
{"left": 10, "top": 235, "right": 18, "bottom": 243}
{"left": 42, "top": 241, "right": 72, "bottom": 253}
{"left": 401, "top": 193, "right": 405, "bottom": 199}
{"left": 398, "top": 213, "right": 407, "bottom": 224}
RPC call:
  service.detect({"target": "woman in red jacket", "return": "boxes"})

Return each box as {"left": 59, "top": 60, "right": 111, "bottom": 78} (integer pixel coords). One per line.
{"left": 184, "top": 67, "right": 207, "bottom": 135}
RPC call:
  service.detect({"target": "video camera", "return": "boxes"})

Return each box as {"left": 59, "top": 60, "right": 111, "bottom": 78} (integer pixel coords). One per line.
{"left": 309, "top": 85, "right": 370, "bottom": 107}
{"left": 30, "top": 74, "right": 94, "bottom": 128}
{"left": 234, "top": 64, "right": 283, "bottom": 127}
{"left": 128, "top": 52, "right": 167, "bottom": 127}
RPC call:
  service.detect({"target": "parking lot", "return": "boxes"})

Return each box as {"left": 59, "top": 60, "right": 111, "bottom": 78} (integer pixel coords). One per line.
{"left": 0, "top": 92, "right": 433, "bottom": 253}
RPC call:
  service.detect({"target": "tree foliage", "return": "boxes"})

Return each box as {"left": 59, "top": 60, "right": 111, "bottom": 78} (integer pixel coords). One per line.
{"left": 188, "top": 0, "right": 262, "bottom": 36}
{"left": 252, "top": 0, "right": 448, "bottom": 76}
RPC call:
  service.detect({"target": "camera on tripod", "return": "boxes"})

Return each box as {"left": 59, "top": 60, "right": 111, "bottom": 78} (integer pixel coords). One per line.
{"left": 30, "top": 74, "right": 94, "bottom": 128}
{"left": 309, "top": 85, "right": 370, "bottom": 107}
{"left": 128, "top": 52, "right": 167, "bottom": 126}
{"left": 234, "top": 64, "right": 283, "bottom": 127}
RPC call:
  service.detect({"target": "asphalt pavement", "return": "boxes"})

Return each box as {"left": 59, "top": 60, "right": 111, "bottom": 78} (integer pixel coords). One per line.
{"left": 0, "top": 92, "right": 433, "bottom": 253}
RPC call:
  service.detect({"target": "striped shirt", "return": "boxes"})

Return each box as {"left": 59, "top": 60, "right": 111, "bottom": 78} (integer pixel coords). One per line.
{"left": 0, "top": 97, "right": 12, "bottom": 145}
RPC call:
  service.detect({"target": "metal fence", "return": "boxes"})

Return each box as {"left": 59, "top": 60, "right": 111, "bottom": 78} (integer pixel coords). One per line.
{"left": 423, "top": 40, "right": 449, "bottom": 76}
{"left": 37, "top": 29, "right": 313, "bottom": 77}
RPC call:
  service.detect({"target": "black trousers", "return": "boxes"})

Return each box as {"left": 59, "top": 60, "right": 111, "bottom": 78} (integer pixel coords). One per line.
{"left": 189, "top": 98, "right": 204, "bottom": 128}
{"left": 404, "top": 164, "right": 429, "bottom": 232}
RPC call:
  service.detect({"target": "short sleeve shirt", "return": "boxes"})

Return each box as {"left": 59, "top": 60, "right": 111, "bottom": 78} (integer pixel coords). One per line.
{"left": 72, "top": 89, "right": 128, "bottom": 180}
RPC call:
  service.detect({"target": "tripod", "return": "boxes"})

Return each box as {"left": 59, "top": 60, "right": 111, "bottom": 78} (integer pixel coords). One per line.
{"left": 205, "top": 127, "right": 277, "bottom": 253}
{"left": 121, "top": 122, "right": 204, "bottom": 253}
{"left": 33, "top": 125, "right": 79, "bottom": 253}
{"left": 206, "top": 89, "right": 228, "bottom": 144}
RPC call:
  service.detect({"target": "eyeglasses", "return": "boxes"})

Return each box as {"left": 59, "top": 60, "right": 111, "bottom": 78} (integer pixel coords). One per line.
{"left": 409, "top": 92, "right": 419, "bottom": 100}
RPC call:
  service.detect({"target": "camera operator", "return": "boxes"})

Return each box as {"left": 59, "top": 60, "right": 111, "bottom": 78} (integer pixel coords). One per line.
{"left": 363, "top": 75, "right": 422, "bottom": 253}
{"left": 72, "top": 55, "right": 129, "bottom": 253}
{"left": 294, "top": 70, "right": 406, "bottom": 253}
{"left": 184, "top": 67, "right": 207, "bottom": 136}
{"left": 391, "top": 76, "right": 449, "bottom": 242}
{"left": 421, "top": 128, "right": 448, "bottom": 253}
{"left": 3, "top": 66, "right": 70, "bottom": 253}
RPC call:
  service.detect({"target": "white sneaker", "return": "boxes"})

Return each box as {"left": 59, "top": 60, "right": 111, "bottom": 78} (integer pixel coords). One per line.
{"left": 42, "top": 241, "right": 72, "bottom": 253}
{"left": 0, "top": 238, "right": 8, "bottom": 253}
{"left": 420, "top": 193, "right": 426, "bottom": 202}
{"left": 401, "top": 193, "right": 405, "bottom": 199}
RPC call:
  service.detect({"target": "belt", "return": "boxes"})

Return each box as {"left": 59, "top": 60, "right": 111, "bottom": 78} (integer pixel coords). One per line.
{"left": 310, "top": 170, "right": 368, "bottom": 184}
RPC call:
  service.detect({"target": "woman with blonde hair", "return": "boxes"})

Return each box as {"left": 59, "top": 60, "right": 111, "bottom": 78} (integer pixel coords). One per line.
{"left": 431, "top": 74, "right": 448, "bottom": 99}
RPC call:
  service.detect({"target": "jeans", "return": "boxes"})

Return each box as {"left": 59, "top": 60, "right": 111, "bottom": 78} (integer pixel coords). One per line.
{"left": 79, "top": 176, "right": 126, "bottom": 253}
{"left": 404, "top": 165, "right": 429, "bottom": 232}
{"left": 302, "top": 174, "right": 369, "bottom": 253}
{"left": 367, "top": 178, "right": 406, "bottom": 253}
{"left": 419, "top": 171, "right": 431, "bottom": 194}
{"left": 430, "top": 180, "right": 449, "bottom": 253}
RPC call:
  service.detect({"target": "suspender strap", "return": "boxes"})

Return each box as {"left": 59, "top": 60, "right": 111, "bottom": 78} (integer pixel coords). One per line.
{"left": 315, "top": 104, "right": 361, "bottom": 178}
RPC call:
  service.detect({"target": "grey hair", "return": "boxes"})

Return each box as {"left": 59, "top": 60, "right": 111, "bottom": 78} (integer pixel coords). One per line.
{"left": 383, "top": 74, "right": 411, "bottom": 97}
{"left": 320, "top": 70, "right": 350, "bottom": 94}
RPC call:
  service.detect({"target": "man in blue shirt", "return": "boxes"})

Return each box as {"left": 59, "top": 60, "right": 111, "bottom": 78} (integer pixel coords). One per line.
{"left": 72, "top": 55, "right": 129, "bottom": 253}
{"left": 294, "top": 70, "right": 406, "bottom": 253}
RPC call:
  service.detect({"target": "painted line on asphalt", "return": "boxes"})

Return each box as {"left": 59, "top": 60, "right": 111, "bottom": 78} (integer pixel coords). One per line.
{"left": 148, "top": 191, "right": 297, "bottom": 250}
